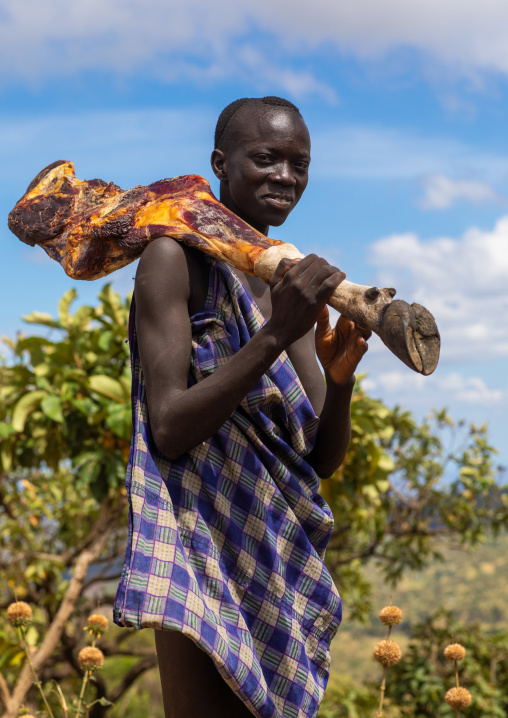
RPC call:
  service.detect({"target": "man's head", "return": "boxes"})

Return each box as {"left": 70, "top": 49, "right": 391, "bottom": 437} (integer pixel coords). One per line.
{"left": 211, "top": 96, "right": 311, "bottom": 235}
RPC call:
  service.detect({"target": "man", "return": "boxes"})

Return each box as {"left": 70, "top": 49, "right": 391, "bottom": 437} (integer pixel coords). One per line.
{"left": 114, "top": 97, "right": 369, "bottom": 718}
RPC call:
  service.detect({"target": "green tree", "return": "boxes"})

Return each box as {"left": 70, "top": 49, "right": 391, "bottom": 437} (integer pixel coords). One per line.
{"left": 324, "top": 387, "right": 506, "bottom": 619}
{"left": 0, "top": 286, "right": 506, "bottom": 716}
{"left": 0, "top": 287, "right": 157, "bottom": 718}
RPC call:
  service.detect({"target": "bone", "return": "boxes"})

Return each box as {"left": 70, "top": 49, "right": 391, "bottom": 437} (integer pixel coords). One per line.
{"left": 254, "top": 244, "right": 440, "bottom": 376}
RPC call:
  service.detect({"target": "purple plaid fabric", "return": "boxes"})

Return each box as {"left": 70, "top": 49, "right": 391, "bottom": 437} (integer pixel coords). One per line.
{"left": 113, "top": 259, "right": 342, "bottom": 718}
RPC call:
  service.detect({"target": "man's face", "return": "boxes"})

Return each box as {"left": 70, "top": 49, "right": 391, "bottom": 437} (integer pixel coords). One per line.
{"left": 213, "top": 107, "right": 311, "bottom": 234}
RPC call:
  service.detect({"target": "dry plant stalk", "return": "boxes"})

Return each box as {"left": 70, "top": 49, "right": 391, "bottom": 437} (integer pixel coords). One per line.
{"left": 1, "top": 496, "right": 123, "bottom": 718}
{"left": 6, "top": 599, "right": 55, "bottom": 718}
{"left": 5, "top": 594, "right": 109, "bottom": 718}
{"left": 444, "top": 642, "right": 471, "bottom": 717}
{"left": 373, "top": 602, "right": 403, "bottom": 717}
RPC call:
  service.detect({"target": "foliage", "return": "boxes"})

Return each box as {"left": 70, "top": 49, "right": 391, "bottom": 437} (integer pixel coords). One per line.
{"left": 321, "top": 610, "right": 508, "bottom": 718}
{"left": 317, "top": 674, "right": 380, "bottom": 718}
{"left": 0, "top": 285, "right": 131, "bottom": 502}
{"left": 0, "top": 285, "right": 506, "bottom": 716}
{"left": 323, "top": 384, "right": 507, "bottom": 619}
{"left": 386, "top": 610, "right": 508, "bottom": 717}
{"left": 0, "top": 287, "right": 158, "bottom": 718}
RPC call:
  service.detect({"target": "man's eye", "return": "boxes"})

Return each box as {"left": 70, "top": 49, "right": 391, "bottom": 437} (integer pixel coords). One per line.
{"left": 254, "top": 154, "right": 272, "bottom": 163}
{"left": 294, "top": 162, "right": 309, "bottom": 171}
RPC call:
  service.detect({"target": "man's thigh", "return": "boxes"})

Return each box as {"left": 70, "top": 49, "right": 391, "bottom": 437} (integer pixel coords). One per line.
{"left": 155, "top": 629, "right": 254, "bottom": 718}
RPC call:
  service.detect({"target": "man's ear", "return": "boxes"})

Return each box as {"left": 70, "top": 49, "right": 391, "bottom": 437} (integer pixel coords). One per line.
{"left": 211, "top": 149, "right": 227, "bottom": 181}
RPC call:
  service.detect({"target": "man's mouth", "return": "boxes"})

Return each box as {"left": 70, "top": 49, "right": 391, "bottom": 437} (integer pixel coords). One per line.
{"left": 263, "top": 193, "right": 294, "bottom": 210}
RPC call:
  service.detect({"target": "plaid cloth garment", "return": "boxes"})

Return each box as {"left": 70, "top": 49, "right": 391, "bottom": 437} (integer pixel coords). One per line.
{"left": 113, "top": 259, "right": 342, "bottom": 718}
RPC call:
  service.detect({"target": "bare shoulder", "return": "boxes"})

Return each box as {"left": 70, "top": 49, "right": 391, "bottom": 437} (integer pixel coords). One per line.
{"left": 135, "top": 237, "right": 210, "bottom": 322}
{"left": 136, "top": 236, "right": 189, "bottom": 292}
{"left": 132, "top": 240, "right": 189, "bottom": 344}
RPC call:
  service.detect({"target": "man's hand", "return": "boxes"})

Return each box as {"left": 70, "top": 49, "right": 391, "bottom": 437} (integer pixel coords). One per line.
{"left": 315, "top": 306, "right": 370, "bottom": 386}
{"left": 266, "top": 255, "right": 345, "bottom": 348}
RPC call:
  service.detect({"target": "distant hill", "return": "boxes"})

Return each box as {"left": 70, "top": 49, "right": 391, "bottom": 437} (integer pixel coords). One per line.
{"left": 330, "top": 533, "right": 508, "bottom": 682}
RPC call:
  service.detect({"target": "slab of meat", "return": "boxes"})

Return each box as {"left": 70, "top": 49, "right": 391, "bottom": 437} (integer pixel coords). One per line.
{"left": 8, "top": 160, "right": 282, "bottom": 280}
{"left": 8, "top": 161, "right": 440, "bottom": 375}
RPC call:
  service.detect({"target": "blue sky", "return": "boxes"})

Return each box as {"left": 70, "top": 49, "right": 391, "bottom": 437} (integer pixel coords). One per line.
{"left": 1, "top": 0, "right": 507, "bottom": 467}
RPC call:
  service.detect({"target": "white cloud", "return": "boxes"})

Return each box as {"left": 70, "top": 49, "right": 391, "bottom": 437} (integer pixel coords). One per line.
{"left": 370, "top": 217, "right": 508, "bottom": 364}
{"left": 310, "top": 126, "right": 508, "bottom": 184}
{"left": 4, "top": 1, "right": 508, "bottom": 88}
{"left": 0, "top": 0, "right": 334, "bottom": 99}
{"left": 365, "top": 370, "right": 506, "bottom": 407}
{"left": 235, "top": 45, "right": 337, "bottom": 103}
{"left": 419, "top": 174, "right": 504, "bottom": 210}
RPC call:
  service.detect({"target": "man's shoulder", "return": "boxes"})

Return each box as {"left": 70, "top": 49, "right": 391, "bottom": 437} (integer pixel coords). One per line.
{"left": 136, "top": 237, "right": 209, "bottom": 314}
{"left": 140, "top": 236, "right": 207, "bottom": 271}
{"left": 138, "top": 236, "right": 186, "bottom": 268}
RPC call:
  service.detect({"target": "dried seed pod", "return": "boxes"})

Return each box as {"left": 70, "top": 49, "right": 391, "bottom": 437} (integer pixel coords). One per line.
{"left": 379, "top": 605, "right": 403, "bottom": 626}
{"left": 373, "top": 639, "right": 402, "bottom": 666}
{"left": 86, "top": 613, "right": 109, "bottom": 637}
{"left": 445, "top": 686, "right": 472, "bottom": 709}
{"left": 78, "top": 646, "right": 104, "bottom": 671}
{"left": 444, "top": 643, "right": 466, "bottom": 662}
{"left": 6, "top": 601, "right": 33, "bottom": 627}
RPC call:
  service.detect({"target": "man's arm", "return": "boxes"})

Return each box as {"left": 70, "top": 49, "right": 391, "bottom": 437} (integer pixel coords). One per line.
{"left": 266, "top": 259, "right": 369, "bottom": 478}
{"left": 305, "top": 308, "right": 370, "bottom": 478}
{"left": 135, "top": 238, "right": 344, "bottom": 461}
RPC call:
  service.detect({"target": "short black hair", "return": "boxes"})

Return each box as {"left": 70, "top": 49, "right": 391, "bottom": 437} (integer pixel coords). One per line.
{"left": 214, "top": 96, "right": 302, "bottom": 150}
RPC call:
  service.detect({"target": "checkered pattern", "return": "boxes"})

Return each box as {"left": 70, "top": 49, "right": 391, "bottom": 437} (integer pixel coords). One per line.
{"left": 113, "top": 259, "right": 342, "bottom": 718}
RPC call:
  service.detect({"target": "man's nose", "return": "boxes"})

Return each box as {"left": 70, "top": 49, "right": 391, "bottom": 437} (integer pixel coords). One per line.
{"left": 269, "top": 161, "right": 297, "bottom": 185}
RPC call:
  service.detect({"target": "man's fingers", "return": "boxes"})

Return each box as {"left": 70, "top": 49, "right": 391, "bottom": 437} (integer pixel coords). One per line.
{"left": 316, "top": 305, "right": 330, "bottom": 325}
{"left": 303, "top": 259, "right": 345, "bottom": 292}
{"left": 336, "top": 315, "right": 372, "bottom": 340}
{"left": 272, "top": 254, "right": 345, "bottom": 295}
{"left": 359, "top": 335, "right": 369, "bottom": 352}
{"left": 269, "top": 257, "right": 299, "bottom": 287}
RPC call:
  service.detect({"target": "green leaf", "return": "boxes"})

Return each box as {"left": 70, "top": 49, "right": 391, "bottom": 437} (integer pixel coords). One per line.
{"left": 12, "top": 390, "right": 47, "bottom": 431}
{"left": 41, "top": 395, "right": 64, "bottom": 423}
{"left": 58, "top": 288, "right": 77, "bottom": 327}
{"left": 98, "top": 330, "right": 113, "bottom": 351}
{"left": 0, "top": 444, "right": 12, "bottom": 472}
{"left": 106, "top": 404, "right": 132, "bottom": 439}
{"left": 24, "top": 625, "right": 39, "bottom": 647}
{"left": 71, "top": 303, "right": 93, "bottom": 329}
{"left": 33, "top": 363, "right": 50, "bottom": 377}
{"left": 0, "top": 423, "right": 14, "bottom": 438}
{"left": 377, "top": 454, "right": 395, "bottom": 472}
{"left": 375, "top": 479, "right": 390, "bottom": 493}
{"left": 119, "top": 375, "right": 131, "bottom": 396}
{"left": 71, "top": 397, "right": 96, "bottom": 416}
{"left": 22, "top": 311, "right": 61, "bottom": 328}
{"left": 10, "top": 650, "right": 25, "bottom": 666}
{"left": 88, "top": 375, "right": 128, "bottom": 403}
{"left": 17, "top": 335, "right": 55, "bottom": 352}
{"left": 98, "top": 698, "right": 114, "bottom": 707}
{"left": 460, "top": 466, "right": 478, "bottom": 477}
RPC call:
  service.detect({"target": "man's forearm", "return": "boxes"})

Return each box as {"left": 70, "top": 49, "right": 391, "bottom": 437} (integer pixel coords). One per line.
{"left": 151, "top": 324, "right": 285, "bottom": 461}
{"left": 305, "top": 374, "right": 355, "bottom": 478}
